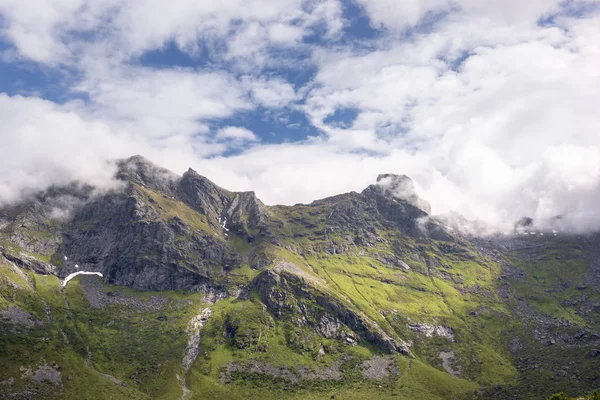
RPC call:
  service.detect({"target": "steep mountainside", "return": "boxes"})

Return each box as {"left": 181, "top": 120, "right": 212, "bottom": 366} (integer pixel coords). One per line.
{"left": 1, "top": 156, "right": 600, "bottom": 400}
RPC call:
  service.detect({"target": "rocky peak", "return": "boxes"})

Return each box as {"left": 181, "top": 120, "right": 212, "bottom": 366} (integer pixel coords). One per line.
{"left": 179, "top": 169, "right": 272, "bottom": 235}
{"left": 362, "top": 174, "right": 431, "bottom": 215}
{"left": 178, "top": 168, "right": 233, "bottom": 223}
{"left": 115, "top": 155, "right": 179, "bottom": 196}
{"left": 224, "top": 191, "right": 271, "bottom": 234}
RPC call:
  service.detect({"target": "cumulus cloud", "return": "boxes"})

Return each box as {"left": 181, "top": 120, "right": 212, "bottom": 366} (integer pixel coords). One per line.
{"left": 355, "top": 0, "right": 563, "bottom": 29}
{"left": 216, "top": 127, "right": 258, "bottom": 142}
{"left": 0, "top": 0, "right": 599, "bottom": 235}
{"left": 243, "top": 76, "right": 297, "bottom": 108}
{"left": 0, "top": 0, "right": 343, "bottom": 65}
{"left": 74, "top": 64, "right": 252, "bottom": 140}
{"left": 0, "top": 94, "right": 122, "bottom": 204}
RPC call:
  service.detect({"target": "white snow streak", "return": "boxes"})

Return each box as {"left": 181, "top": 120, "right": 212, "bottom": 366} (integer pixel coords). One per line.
{"left": 61, "top": 271, "right": 103, "bottom": 287}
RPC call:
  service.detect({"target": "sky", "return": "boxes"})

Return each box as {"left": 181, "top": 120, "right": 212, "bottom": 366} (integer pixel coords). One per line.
{"left": 0, "top": 0, "right": 599, "bottom": 233}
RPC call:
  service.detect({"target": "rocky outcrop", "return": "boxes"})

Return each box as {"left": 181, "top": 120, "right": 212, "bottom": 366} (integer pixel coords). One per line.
{"left": 1, "top": 306, "right": 42, "bottom": 328}
{"left": 223, "top": 191, "right": 271, "bottom": 237}
{"left": 251, "top": 268, "right": 411, "bottom": 355}
{"left": 115, "top": 155, "right": 179, "bottom": 196}
{"left": 178, "top": 168, "right": 233, "bottom": 225}
{"left": 370, "top": 174, "right": 431, "bottom": 214}
{"left": 181, "top": 307, "right": 214, "bottom": 370}
{"left": 587, "top": 349, "right": 600, "bottom": 357}
{"left": 408, "top": 323, "right": 455, "bottom": 341}
{"left": 361, "top": 175, "right": 430, "bottom": 235}
{"left": 440, "top": 351, "right": 461, "bottom": 377}
{"left": 57, "top": 189, "right": 226, "bottom": 291}
{"left": 1, "top": 251, "right": 56, "bottom": 275}
{"left": 361, "top": 356, "right": 400, "bottom": 380}
{"left": 221, "top": 358, "right": 347, "bottom": 384}
{"left": 20, "top": 364, "right": 62, "bottom": 385}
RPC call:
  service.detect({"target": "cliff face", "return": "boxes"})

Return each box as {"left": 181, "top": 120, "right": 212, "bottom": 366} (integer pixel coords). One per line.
{"left": 1, "top": 156, "right": 600, "bottom": 400}
{"left": 0, "top": 156, "right": 272, "bottom": 292}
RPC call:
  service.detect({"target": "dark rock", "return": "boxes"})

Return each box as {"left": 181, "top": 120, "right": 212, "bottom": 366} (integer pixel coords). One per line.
{"left": 587, "top": 349, "right": 600, "bottom": 357}
{"left": 367, "top": 174, "right": 431, "bottom": 215}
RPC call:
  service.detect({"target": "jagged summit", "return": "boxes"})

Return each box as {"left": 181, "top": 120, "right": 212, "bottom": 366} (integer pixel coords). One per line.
{"left": 362, "top": 173, "right": 432, "bottom": 215}
{"left": 115, "top": 155, "right": 179, "bottom": 195}
{"left": 181, "top": 167, "right": 232, "bottom": 195}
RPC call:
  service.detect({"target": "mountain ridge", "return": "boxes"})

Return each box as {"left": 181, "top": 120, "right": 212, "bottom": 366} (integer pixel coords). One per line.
{"left": 1, "top": 155, "right": 600, "bottom": 400}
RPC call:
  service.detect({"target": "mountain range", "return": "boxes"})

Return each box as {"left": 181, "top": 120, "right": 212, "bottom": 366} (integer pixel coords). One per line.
{"left": 1, "top": 155, "right": 599, "bottom": 400}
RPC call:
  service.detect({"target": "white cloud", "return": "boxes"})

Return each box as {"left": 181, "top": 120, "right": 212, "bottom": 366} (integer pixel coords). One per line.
{"left": 268, "top": 23, "right": 304, "bottom": 43}
{"left": 0, "top": 93, "right": 230, "bottom": 204}
{"left": 0, "top": 0, "right": 344, "bottom": 65}
{"left": 216, "top": 127, "right": 258, "bottom": 142}
{"left": 74, "top": 64, "right": 251, "bottom": 139}
{"left": 355, "top": 0, "right": 563, "bottom": 30}
{"left": 0, "top": 94, "right": 123, "bottom": 203}
{"left": 243, "top": 76, "right": 297, "bottom": 108}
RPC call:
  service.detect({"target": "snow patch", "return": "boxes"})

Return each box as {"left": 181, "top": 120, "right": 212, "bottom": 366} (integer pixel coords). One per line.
{"left": 61, "top": 271, "right": 103, "bottom": 287}
{"left": 221, "top": 217, "right": 229, "bottom": 232}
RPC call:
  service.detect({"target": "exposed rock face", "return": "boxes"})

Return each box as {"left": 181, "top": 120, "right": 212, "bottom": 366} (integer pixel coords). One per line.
{"left": 181, "top": 292, "right": 221, "bottom": 399}
{"left": 439, "top": 351, "right": 461, "bottom": 377}
{"left": 1, "top": 306, "right": 42, "bottom": 328}
{"left": 58, "top": 189, "right": 223, "bottom": 291}
{"left": 179, "top": 168, "right": 233, "bottom": 225}
{"left": 223, "top": 191, "right": 271, "bottom": 237}
{"left": 408, "top": 323, "right": 455, "bottom": 341}
{"left": 179, "top": 168, "right": 271, "bottom": 238}
{"left": 115, "top": 155, "right": 179, "bottom": 196}
{"left": 587, "top": 349, "right": 600, "bottom": 357}
{"left": 366, "top": 174, "right": 432, "bottom": 215}
{"left": 0, "top": 156, "right": 280, "bottom": 292}
{"left": 182, "top": 307, "right": 214, "bottom": 370}
{"left": 1, "top": 252, "right": 56, "bottom": 275}
{"left": 221, "top": 358, "right": 346, "bottom": 384}
{"left": 21, "top": 364, "right": 62, "bottom": 384}
{"left": 252, "top": 268, "right": 411, "bottom": 355}
{"left": 361, "top": 356, "right": 399, "bottom": 380}
{"left": 361, "top": 175, "right": 431, "bottom": 235}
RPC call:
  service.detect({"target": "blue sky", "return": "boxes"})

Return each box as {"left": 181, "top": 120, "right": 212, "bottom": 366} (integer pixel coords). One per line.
{"left": 0, "top": 1, "right": 382, "bottom": 150}
{"left": 0, "top": 0, "right": 600, "bottom": 233}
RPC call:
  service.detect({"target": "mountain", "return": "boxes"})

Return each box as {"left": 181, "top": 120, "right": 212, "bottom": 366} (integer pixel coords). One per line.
{"left": 1, "top": 155, "right": 600, "bottom": 400}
